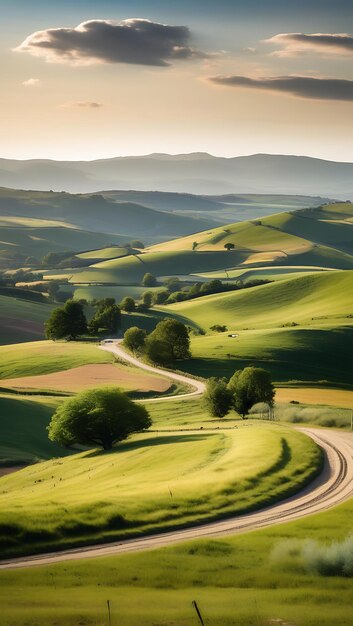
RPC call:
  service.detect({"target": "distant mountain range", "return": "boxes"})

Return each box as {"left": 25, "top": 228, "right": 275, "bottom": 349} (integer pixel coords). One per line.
{"left": 0, "top": 153, "right": 352, "bottom": 197}
{"left": 0, "top": 186, "right": 330, "bottom": 265}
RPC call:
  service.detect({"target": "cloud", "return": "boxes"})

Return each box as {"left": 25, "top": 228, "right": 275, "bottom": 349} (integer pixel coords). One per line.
{"left": 22, "top": 78, "right": 41, "bottom": 87}
{"left": 59, "top": 101, "right": 103, "bottom": 109}
{"left": 14, "top": 18, "right": 207, "bottom": 67}
{"left": 208, "top": 74, "right": 353, "bottom": 101}
{"left": 242, "top": 47, "right": 257, "bottom": 54}
{"left": 265, "top": 33, "right": 353, "bottom": 57}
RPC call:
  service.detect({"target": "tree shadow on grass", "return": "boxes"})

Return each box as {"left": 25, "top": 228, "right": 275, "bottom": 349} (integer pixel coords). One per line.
{"left": 86, "top": 433, "right": 213, "bottom": 457}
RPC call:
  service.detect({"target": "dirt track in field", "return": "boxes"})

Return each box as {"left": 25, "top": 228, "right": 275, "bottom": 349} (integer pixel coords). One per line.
{"left": 1, "top": 342, "right": 353, "bottom": 570}
{"left": 276, "top": 387, "right": 353, "bottom": 409}
{"left": 1, "top": 427, "right": 353, "bottom": 570}
{"left": 2, "top": 363, "right": 171, "bottom": 393}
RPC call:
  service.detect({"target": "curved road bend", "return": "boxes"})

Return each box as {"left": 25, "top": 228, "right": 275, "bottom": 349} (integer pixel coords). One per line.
{"left": 100, "top": 339, "right": 206, "bottom": 401}
{"left": 1, "top": 345, "right": 353, "bottom": 569}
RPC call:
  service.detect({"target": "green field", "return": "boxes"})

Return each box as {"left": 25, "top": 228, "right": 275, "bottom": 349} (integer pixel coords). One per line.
{"left": 76, "top": 247, "right": 130, "bottom": 261}
{"left": 71, "top": 284, "right": 159, "bottom": 303}
{"left": 163, "top": 271, "right": 353, "bottom": 385}
{"left": 68, "top": 203, "right": 353, "bottom": 287}
{"left": 196, "top": 264, "right": 332, "bottom": 281}
{"left": 0, "top": 295, "right": 53, "bottom": 345}
{"left": 164, "top": 271, "right": 353, "bottom": 331}
{"left": 0, "top": 341, "right": 113, "bottom": 379}
{"left": 1, "top": 494, "right": 352, "bottom": 626}
{"left": 178, "top": 325, "right": 353, "bottom": 384}
{"left": 0, "top": 394, "right": 67, "bottom": 464}
{"left": 0, "top": 423, "right": 321, "bottom": 557}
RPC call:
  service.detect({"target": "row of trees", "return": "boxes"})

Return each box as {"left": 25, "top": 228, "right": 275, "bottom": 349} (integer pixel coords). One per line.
{"left": 123, "top": 318, "right": 190, "bottom": 367}
{"left": 204, "top": 367, "right": 275, "bottom": 419}
{"left": 45, "top": 298, "right": 121, "bottom": 340}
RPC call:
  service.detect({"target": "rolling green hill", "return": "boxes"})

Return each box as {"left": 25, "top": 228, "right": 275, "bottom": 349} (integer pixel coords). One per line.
{"left": 166, "top": 271, "right": 353, "bottom": 330}
{"left": 0, "top": 187, "right": 216, "bottom": 257}
{"left": 165, "top": 271, "right": 353, "bottom": 385}
{"left": 72, "top": 203, "right": 353, "bottom": 285}
{"left": 0, "top": 294, "right": 53, "bottom": 345}
{"left": 0, "top": 217, "right": 130, "bottom": 266}
{"left": 0, "top": 424, "right": 320, "bottom": 557}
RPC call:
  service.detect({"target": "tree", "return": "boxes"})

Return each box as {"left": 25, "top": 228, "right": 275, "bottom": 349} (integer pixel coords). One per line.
{"left": 192, "top": 241, "right": 198, "bottom": 250}
{"left": 47, "top": 281, "right": 60, "bottom": 301}
{"left": 164, "top": 277, "right": 181, "bottom": 293}
{"left": 144, "top": 336, "right": 173, "bottom": 367}
{"left": 147, "top": 318, "right": 190, "bottom": 365}
{"left": 131, "top": 240, "right": 144, "bottom": 249}
{"left": 96, "top": 298, "right": 116, "bottom": 309}
{"left": 200, "top": 279, "right": 223, "bottom": 294}
{"left": 203, "top": 377, "right": 232, "bottom": 417}
{"left": 120, "top": 296, "right": 136, "bottom": 312}
{"left": 166, "top": 291, "right": 188, "bottom": 304}
{"left": 89, "top": 304, "right": 121, "bottom": 334}
{"left": 142, "top": 273, "right": 157, "bottom": 287}
{"left": 48, "top": 387, "right": 151, "bottom": 450}
{"left": 188, "top": 282, "right": 202, "bottom": 297}
{"left": 210, "top": 324, "right": 228, "bottom": 332}
{"left": 45, "top": 308, "right": 69, "bottom": 340}
{"left": 228, "top": 367, "right": 275, "bottom": 418}
{"left": 152, "top": 289, "right": 170, "bottom": 305}
{"left": 45, "top": 300, "right": 87, "bottom": 340}
{"left": 224, "top": 243, "right": 235, "bottom": 251}
{"left": 142, "top": 291, "right": 153, "bottom": 307}
{"left": 123, "top": 326, "right": 147, "bottom": 352}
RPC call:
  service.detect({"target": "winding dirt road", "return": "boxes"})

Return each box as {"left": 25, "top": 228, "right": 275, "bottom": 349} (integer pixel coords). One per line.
{"left": 1, "top": 342, "right": 353, "bottom": 570}
{"left": 101, "top": 339, "right": 206, "bottom": 400}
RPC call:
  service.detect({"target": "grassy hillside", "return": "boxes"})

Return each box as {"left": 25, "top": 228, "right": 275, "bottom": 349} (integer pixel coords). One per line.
{"left": 76, "top": 246, "right": 130, "bottom": 261}
{"left": 72, "top": 203, "right": 353, "bottom": 285}
{"left": 0, "top": 394, "right": 66, "bottom": 464}
{"left": 166, "top": 271, "right": 353, "bottom": 330}
{"left": 0, "top": 215, "right": 132, "bottom": 265}
{"left": 3, "top": 488, "right": 353, "bottom": 626}
{"left": 0, "top": 424, "right": 320, "bottom": 557}
{"left": 0, "top": 294, "right": 53, "bottom": 345}
{"left": 0, "top": 187, "right": 216, "bottom": 252}
{"left": 183, "top": 325, "right": 353, "bottom": 384}
{"left": 0, "top": 341, "right": 113, "bottom": 379}
{"left": 164, "top": 271, "right": 353, "bottom": 384}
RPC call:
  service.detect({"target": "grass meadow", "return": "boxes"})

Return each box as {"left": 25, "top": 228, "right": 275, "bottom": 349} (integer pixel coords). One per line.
{"left": 0, "top": 341, "right": 114, "bottom": 379}
{"left": 0, "top": 423, "right": 321, "bottom": 557}
{"left": 1, "top": 487, "right": 353, "bottom": 626}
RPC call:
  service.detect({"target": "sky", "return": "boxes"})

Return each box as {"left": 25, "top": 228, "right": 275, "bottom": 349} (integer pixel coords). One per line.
{"left": 1, "top": 0, "right": 353, "bottom": 161}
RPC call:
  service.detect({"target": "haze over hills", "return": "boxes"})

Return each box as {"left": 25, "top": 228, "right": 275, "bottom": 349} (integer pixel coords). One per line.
{"left": 72, "top": 202, "right": 353, "bottom": 285}
{"left": 0, "top": 187, "right": 330, "bottom": 264}
{"left": 1, "top": 153, "right": 353, "bottom": 197}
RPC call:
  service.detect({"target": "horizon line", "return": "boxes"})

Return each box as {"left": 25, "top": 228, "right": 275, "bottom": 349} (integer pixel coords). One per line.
{"left": 1, "top": 151, "right": 353, "bottom": 165}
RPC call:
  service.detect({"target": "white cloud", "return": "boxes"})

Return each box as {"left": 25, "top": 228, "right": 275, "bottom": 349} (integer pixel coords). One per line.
{"left": 22, "top": 78, "right": 41, "bottom": 87}
{"left": 265, "top": 33, "right": 353, "bottom": 57}
{"left": 58, "top": 101, "right": 103, "bottom": 109}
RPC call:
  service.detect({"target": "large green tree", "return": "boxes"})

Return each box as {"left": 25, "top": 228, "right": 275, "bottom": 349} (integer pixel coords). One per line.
{"left": 142, "top": 273, "right": 157, "bottom": 287}
{"left": 147, "top": 318, "right": 190, "bottom": 365}
{"left": 89, "top": 304, "right": 121, "bottom": 334}
{"left": 203, "top": 377, "right": 232, "bottom": 418}
{"left": 45, "top": 300, "right": 87, "bottom": 340}
{"left": 123, "top": 326, "right": 147, "bottom": 352}
{"left": 228, "top": 367, "right": 275, "bottom": 418}
{"left": 120, "top": 296, "right": 136, "bottom": 312}
{"left": 48, "top": 387, "right": 151, "bottom": 450}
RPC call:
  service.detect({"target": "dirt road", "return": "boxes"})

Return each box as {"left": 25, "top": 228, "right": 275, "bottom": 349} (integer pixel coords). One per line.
{"left": 1, "top": 343, "right": 352, "bottom": 570}
{"left": 100, "top": 340, "right": 206, "bottom": 400}
{"left": 1, "top": 430, "right": 353, "bottom": 570}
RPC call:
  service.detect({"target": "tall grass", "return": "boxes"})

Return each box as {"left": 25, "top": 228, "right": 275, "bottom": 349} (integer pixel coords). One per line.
{"left": 272, "top": 536, "right": 353, "bottom": 577}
